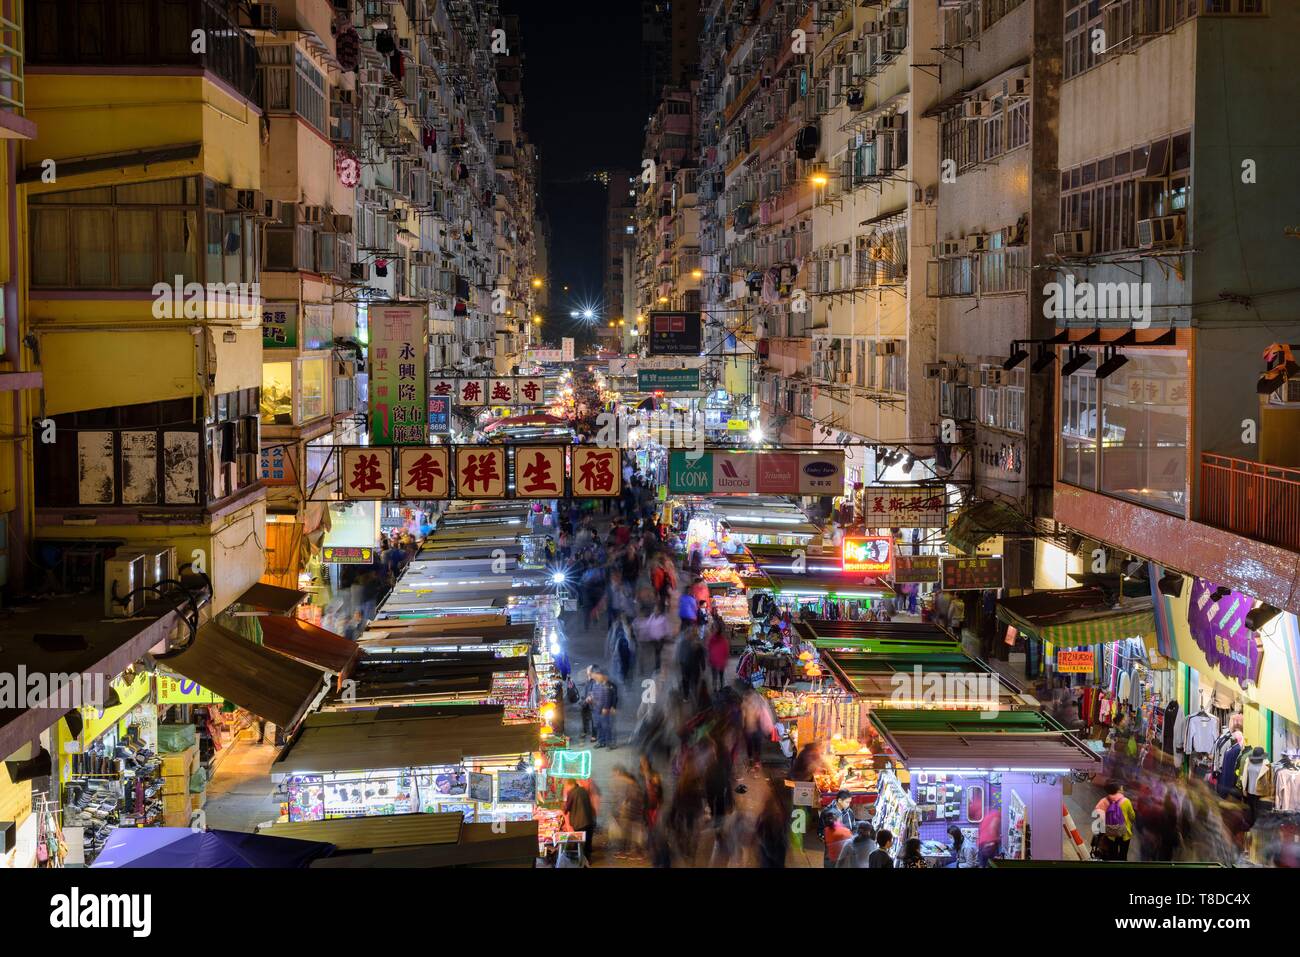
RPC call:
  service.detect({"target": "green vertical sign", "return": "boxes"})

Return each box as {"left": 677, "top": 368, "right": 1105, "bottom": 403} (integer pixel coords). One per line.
{"left": 669, "top": 451, "right": 713, "bottom": 494}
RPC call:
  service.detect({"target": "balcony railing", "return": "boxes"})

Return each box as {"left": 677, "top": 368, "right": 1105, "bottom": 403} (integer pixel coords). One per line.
{"left": 26, "top": 0, "right": 258, "bottom": 102}
{"left": 1200, "top": 453, "right": 1300, "bottom": 554}
{"left": 0, "top": 0, "right": 24, "bottom": 114}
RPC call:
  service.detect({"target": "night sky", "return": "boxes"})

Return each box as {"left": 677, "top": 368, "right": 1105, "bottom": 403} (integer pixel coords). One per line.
{"left": 500, "top": 0, "right": 647, "bottom": 344}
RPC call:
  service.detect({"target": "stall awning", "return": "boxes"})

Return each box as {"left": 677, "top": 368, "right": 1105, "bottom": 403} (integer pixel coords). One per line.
{"left": 259, "top": 616, "right": 362, "bottom": 674}
{"left": 946, "top": 499, "right": 1036, "bottom": 555}
{"left": 870, "top": 708, "right": 1100, "bottom": 770}
{"left": 159, "top": 623, "right": 322, "bottom": 729}
{"left": 236, "top": 582, "right": 309, "bottom": 614}
{"left": 267, "top": 811, "right": 463, "bottom": 850}
{"left": 794, "top": 619, "right": 960, "bottom": 652}
{"left": 272, "top": 705, "right": 541, "bottom": 777}
{"left": 755, "top": 571, "right": 892, "bottom": 598}
{"left": 823, "top": 650, "right": 1023, "bottom": 701}
{"left": 997, "top": 587, "right": 1156, "bottom": 645}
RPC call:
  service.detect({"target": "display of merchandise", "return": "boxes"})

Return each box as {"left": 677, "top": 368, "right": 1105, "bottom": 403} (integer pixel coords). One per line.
{"left": 871, "top": 771, "right": 920, "bottom": 860}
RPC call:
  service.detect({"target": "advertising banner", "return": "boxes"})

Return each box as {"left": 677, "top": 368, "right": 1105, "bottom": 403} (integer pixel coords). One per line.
{"left": 1056, "top": 650, "right": 1096, "bottom": 674}
{"left": 322, "top": 501, "right": 378, "bottom": 564}
{"left": 456, "top": 447, "right": 507, "bottom": 498}
{"left": 940, "top": 556, "right": 1005, "bottom": 591}
{"left": 369, "top": 305, "right": 427, "bottom": 445}
{"left": 342, "top": 448, "right": 394, "bottom": 499}
{"left": 756, "top": 452, "right": 799, "bottom": 493}
{"left": 262, "top": 303, "right": 298, "bottom": 348}
{"left": 638, "top": 368, "right": 702, "bottom": 393}
{"left": 1187, "top": 579, "right": 1264, "bottom": 686}
{"left": 842, "top": 536, "right": 894, "bottom": 576}
{"left": 488, "top": 379, "right": 517, "bottom": 405}
{"left": 397, "top": 447, "right": 451, "bottom": 499}
{"left": 427, "top": 396, "right": 451, "bottom": 434}
{"left": 573, "top": 448, "right": 621, "bottom": 497}
{"left": 893, "top": 554, "right": 941, "bottom": 583}
{"left": 711, "top": 452, "right": 756, "bottom": 493}
{"left": 669, "top": 450, "right": 713, "bottom": 494}
{"left": 646, "top": 311, "right": 702, "bottom": 356}
{"left": 862, "top": 486, "right": 947, "bottom": 528}
{"left": 797, "top": 452, "right": 845, "bottom": 495}
{"left": 259, "top": 444, "right": 297, "bottom": 486}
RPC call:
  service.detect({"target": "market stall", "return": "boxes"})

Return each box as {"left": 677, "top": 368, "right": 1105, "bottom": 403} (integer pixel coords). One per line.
{"left": 793, "top": 618, "right": 962, "bottom": 653}
{"left": 867, "top": 708, "right": 1101, "bottom": 862}
{"left": 820, "top": 648, "right": 1034, "bottom": 712}
{"left": 271, "top": 704, "right": 542, "bottom": 826}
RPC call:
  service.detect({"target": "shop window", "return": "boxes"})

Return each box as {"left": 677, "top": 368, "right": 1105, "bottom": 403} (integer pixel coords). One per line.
{"left": 1059, "top": 349, "right": 1188, "bottom": 515}
{"left": 262, "top": 361, "right": 293, "bottom": 425}
{"left": 299, "top": 358, "right": 327, "bottom": 422}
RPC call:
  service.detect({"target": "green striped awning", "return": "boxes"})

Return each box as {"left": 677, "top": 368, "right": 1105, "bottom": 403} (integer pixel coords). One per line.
{"left": 997, "top": 587, "right": 1155, "bottom": 645}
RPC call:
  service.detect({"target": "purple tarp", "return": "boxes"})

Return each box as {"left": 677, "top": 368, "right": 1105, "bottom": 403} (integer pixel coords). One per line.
{"left": 91, "top": 828, "right": 334, "bottom": 868}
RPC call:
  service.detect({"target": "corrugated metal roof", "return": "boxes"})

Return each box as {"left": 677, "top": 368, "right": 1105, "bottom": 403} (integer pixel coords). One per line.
{"left": 267, "top": 812, "right": 463, "bottom": 849}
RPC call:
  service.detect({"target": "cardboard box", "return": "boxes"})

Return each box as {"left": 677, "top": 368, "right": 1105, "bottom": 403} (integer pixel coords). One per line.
{"left": 161, "top": 775, "right": 188, "bottom": 797}
{"left": 190, "top": 791, "right": 206, "bottom": 810}
{"left": 161, "top": 745, "right": 198, "bottom": 778}
{"left": 163, "top": 791, "right": 191, "bottom": 815}
{"left": 162, "top": 810, "right": 190, "bottom": 828}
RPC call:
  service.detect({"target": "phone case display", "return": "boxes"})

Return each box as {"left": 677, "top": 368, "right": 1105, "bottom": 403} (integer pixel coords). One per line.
{"left": 324, "top": 772, "right": 417, "bottom": 818}
{"left": 871, "top": 772, "right": 920, "bottom": 860}
{"left": 491, "top": 671, "right": 532, "bottom": 715}
{"left": 914, "top": 775, "right": 964, "bottom": 823}
{"left": 285, "top": 775, "right": 325, "bottom": 822}
{"left": 1006, "top": 788, "right": 1029, "bottom": 860}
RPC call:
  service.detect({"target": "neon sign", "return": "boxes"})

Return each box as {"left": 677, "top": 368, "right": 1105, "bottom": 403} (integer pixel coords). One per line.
{"left": 842, "top": 536, "right": 894, "bottom": 575}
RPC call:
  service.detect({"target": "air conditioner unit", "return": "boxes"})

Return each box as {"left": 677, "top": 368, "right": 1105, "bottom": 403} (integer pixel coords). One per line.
{"left": 350, "top": 262, "right": 371, "bottom": 281}
{"left": 962, "top": 98, "right": 991, "bottom": 119}
{"left": 937, "top": 240, "right": 962, "bottom": 258}
{"left": 234, "top": 188, "right": 260, "bottom": 212}
{"left": 1009, "top": 76, "right": 1030, "bottom": 98}
{"left": 869, "top": 246, "right": 887, "bottom": 261}
{"left": 982, "top": 368, "right": 1006, "bottom": 387}
{"left": 331, "top": 214, "right": 354, "bottom": 234}
{"left": 965, "top": 233, "right": 989, "bottom": 253}
{"left": 361, "top": 67, "right": 384, "bottom": 86}
{"left": 301, "top": 204, "right": 325, "bottom": 225}
{"left": 1137, "top": 215, "right": 1185, "bottom": 250}
{"left": 924, "top": 362, "right": 944, "bottom": 380}
{"left": 878, "top": 340, "right": 898, "bottom": 356}
{"left": 939, "top": 366, "right": 954, "bottom": 383}
{"left": 412, "top": 250, "right": 434, "bottom": 265}
{"left": 878, "top": 113, "right": 904, "bottom": 130}
{"left": 262, "top": 198, "right": 283, "bottom": 222}
{"left": 951, "top": 366, "right": 971, "bottom": 385}
{"left": 1053, "top": 230, "right": 1093, "bottom": 257}
{"left": 104, "top": 554, "right": 146, "bottom": 618}
{"left": 249, "top": 2, "right": 279, "bottom": 32}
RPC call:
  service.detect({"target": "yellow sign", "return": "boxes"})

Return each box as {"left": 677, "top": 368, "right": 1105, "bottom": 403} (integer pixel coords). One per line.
{"left": 57, "top": 671, "right": 152, "bottom": 756}
{"left": 1057, "top": 650, "right": 1095, "bottom": 673}
{"left": 726, "top": 419, "right": 749, "bottom": 431}
{"left": 156, "top": 674, "right": 223, "bottom": 705}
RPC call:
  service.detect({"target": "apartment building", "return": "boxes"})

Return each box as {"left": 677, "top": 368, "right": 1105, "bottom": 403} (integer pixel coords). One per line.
{"left": 927, "top": 0, "right": 1063, "bottom": 588}
{"left": 254, "top": 0, "right": 365, "bottom": 588}
{"left": 1044, "top": 1, "right": 1300, "bottom": 738}
{"left": 22, "top": 0, "right": 267, "bottom": 613}
{"left": 635, "top": 85, "right": 702, "bottom": 333}
{"left": 603, "top": 169, "right": 637, "bottom": 350}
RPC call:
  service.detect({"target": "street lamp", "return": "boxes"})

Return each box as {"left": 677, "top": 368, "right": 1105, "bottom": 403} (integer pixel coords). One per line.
{"left": 810, "top": 171, "right": 829, "bottom": 188}
{"left": 691, "top": 268, "right": 703, "bottom": 280}
{"left": 531, "top": 277, "right": 543, "bottom": 289}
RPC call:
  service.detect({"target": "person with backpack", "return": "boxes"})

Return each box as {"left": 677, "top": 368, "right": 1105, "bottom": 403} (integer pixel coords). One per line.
{"left": 1094, "top": 780, "right": 1136, "bottom": 860}
{"left": 586, "top": 668, "right": 619, "bottom": 749}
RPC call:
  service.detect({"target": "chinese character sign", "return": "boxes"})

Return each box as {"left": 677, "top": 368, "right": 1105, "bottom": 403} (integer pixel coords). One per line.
{"left": 573, "top": 448, "right": 620, "bottom": 497}
{"left": 515, "top": 447, "right": 565, "bottom": 498}
{"left": 488, "top": 379, "right": 516, "bottom": 405}
{"left": 342, "top": 448, "right": 393, "bottom": 500}
{"left": 262, "top": 303, "right": 298, "bottom": 348}
{"left": 862, "top": 486, "right": 947, "bottom": 528}
{"left": 456, "top": 447, "right": 506, "bottom": 498}
{"left": 259, "top": 445, "right": 296, "bottom": 486}
{"left": 457, "top": 379, "right": 486, "bottom": 407}
{"left": 430, "top": 379, "right": 454, "bottom": 398}
{"left": 940, "top": 557, "right": 1004, "bottom": 591}
{"left": 398, "top": 447, "right": 450, "bottom": 499}
{"left": 368, "top": 305, "right": 427, "bottom": 446}
{"left": 517, "top": 377, "right": 545, "bottom": 405}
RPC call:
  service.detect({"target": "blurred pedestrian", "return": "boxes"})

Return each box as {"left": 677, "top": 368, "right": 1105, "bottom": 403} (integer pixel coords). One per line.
{"left": 562, "top": 778, "right": 596, "bottom": 863}
{"left": 836, "top": 823, "right": 878, "bottom": 868}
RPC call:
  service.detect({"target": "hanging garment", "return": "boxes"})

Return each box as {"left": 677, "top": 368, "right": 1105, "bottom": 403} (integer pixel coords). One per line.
{"left": 1274, "top": 767, "right": 1300, "bottom": 811}
{"left": 1217, "top": 743, "right": 1242, "bottom": 797}
{"left": 1162, "top": 699, "right": 1180, "bottom": 754}
{"left": 1117, "top": 669, "right": 1132, "bottom": 704}
{"left": 1242, "top": 749, "right": 1269, "bottom": 796}
{"left": 375, "top": 30, "right": 397, "bottom": 55}
{"left": 1172, "top": 706, "right": 1189, "bottom": 758}
{"left": 336, "top": 25, "right": 361, "bottom": 73}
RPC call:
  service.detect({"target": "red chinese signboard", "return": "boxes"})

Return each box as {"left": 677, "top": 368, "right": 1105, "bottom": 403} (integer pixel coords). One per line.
{"left": 517, "top": 377, "right": 545, "bottom": 406}
{"left": 940, "top": 556, "right": 1004, "bottom": 591}
{"left": 341, "top": 448, "right": 393, "bottom": 500}
{"left": 398, "top": 447, "right": 450, "bottom": 499}
{"left": 514, "top": 447, "right": 565, "bottom": 498}
{"left": 457, "top": 379, "right": 486, "bottom": 407}
{"left": 488, "top": 379, "right": 516, "bottom": 405}
{"left": 572, "top": 448, "right": 620, "bottom": 497}
{"left": 456, "top": 447, "right": 507, "bottom": 498}
{"left": 842, "top": 536, "right": 894, "bottom": 576}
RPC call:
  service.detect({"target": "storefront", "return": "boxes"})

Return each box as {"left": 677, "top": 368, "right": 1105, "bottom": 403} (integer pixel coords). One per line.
{"left": 271, "top": 705, "right": 542, "bottom": 825}
{"left": 867, "top": 708, "right": 1101, "bottom": 862}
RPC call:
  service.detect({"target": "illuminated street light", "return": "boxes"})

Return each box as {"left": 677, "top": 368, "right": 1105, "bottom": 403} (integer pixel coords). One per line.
{"left": 531, "top": 277, "right": 543, "bottom": 289}
{"left": 749, "top": 426, "right": 764, "bottom": 444}
{"left": 691, "top": 268, "right": 703, "bottom": 280}
{"left": 810, "top": 171, "right": 829, "bottom": 187}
